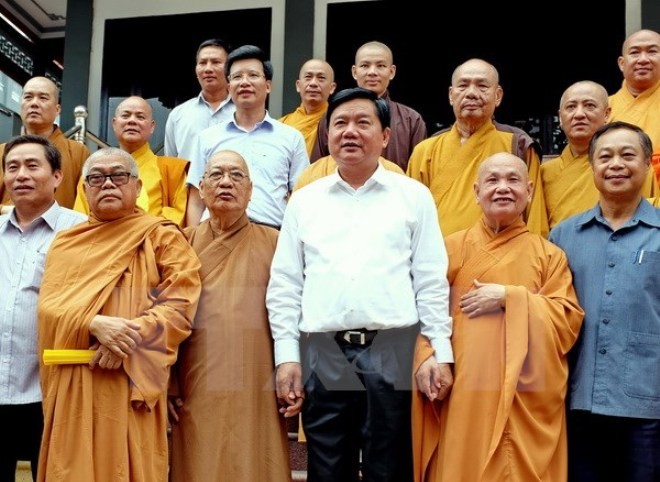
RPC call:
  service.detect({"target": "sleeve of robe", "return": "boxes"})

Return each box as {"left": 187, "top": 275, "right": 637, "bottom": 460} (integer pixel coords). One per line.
{"left": 524, "top": 147, "right": 550, "bottom": 238}
{"left": 123, "top": 224, "right": 201, "bottom": 409}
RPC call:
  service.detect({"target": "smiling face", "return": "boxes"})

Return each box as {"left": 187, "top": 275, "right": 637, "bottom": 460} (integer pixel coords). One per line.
{"left": 474, "top": 153, "right": 532, "bottom": 231}
{"left": 591, "top": 127, "right": 650, "bottom": 201}
{"left": 3, "top": 142, "right": 62, "bottom": 213}
{"left": 228, "top": 58, "right": 271, "bottom": 110}
{"left": 199, "top": 150, "right": 252, "bottom": 218}
{"left": 83, "top": 153, "right": 142, "bottom": 221}
{"left": 618, "top": 29, "right": 660, "bottom": 94}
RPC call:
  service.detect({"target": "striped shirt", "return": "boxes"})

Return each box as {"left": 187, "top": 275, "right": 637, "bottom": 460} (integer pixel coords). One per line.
{"left": 0, "top": 202, "right": 86, "bottom": 404}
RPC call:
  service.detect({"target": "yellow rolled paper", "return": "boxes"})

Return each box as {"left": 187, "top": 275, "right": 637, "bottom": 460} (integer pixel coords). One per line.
{"left": 43, "top": 349, "right": 95, "bottom": 365}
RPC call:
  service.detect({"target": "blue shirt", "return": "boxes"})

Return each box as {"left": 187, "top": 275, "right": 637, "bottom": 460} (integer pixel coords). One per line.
{"left": 163, "top": 92, "right": 235, "bottom": 160}
{"left": 0, "top": 203, "right": 86, "bottom": 405}
{"left": 187, "top": 112, "right": 309, "bottom": 227}
{"left": 549, "top": 199, "right": 660, "bottom": 419}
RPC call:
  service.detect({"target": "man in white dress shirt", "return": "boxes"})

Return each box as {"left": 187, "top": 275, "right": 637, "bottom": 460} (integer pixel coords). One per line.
{"left": 266, "top": 87, "right": 453, "bottom": 482}
{"left": 0, "top": 135, "right": 85, "bottom": 481}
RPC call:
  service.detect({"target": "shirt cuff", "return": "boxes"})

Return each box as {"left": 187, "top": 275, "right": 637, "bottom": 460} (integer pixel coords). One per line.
{"left": 430, "top": 337, "right": 454, "bottom": 364}
{"left": 274, "top": 339, "right": 300, "bottom": 366}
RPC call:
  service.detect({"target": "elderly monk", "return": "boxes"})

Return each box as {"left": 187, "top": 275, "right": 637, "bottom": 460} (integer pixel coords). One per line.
{"left": 169, "top": 149, "right": 291, "bottom": 482}
{"left": 407, "top": 58, "right": 547, "bottom": 237}
{"left": 0, "top": 76, "right": 89, "bottom": 212}
{"left": 542, "top": 80, "right": 657, "bottom": 229}
{"left": 608, "top": 29, "right": 660, "bottom": 181}
{"left": 36, "top": 147, "right": 201, "bottom": 482}
{"left": 74, "top": 96, "right": 189, "bottom": 225}
{"left": 413, "top": 152, "right": 584, "bottom": 482}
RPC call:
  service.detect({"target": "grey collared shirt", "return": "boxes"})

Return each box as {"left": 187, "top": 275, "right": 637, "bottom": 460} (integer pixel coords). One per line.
{"left": 549, "top": 199, "right": 660, "bottom": 419}
{"left": 0, "top": 202, "right": 86, "bottom": 404}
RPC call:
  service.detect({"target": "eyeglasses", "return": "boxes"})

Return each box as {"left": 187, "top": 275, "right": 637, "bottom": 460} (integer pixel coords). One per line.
{"left": 205, "top": 169, "right": 249, "bottom": 183}
{"left": 228, "top": 71, "right": 266, "bottom": 83}
{"left": 85, "top": 172, "right": 135, "bottom": 187}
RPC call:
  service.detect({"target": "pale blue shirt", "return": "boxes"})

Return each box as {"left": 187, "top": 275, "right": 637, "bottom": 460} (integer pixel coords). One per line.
{"left": 163, "top": 92, "right": 235, "bottom": 160}
{"left": 549, "top": 199, "right": 660, "bottom": 419}
{"left": 266, "top": 165, "right": 453, "bottom": 366}
{"left": 0, "top": 202, "right": 86, "bottom": 404}
{"left": 187, "top": 112, "right": 309, "bottom": 227}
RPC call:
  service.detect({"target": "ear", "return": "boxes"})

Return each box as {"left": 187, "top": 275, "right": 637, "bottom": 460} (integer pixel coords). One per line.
{"left": 381, "top": 126, "right": 391, "bottom": 149}
{"left": 52, "top": 168, "right": 63, "bottom": 189}
{"left": 329, "top": 82, "right": 337, "bottom": 95}
{"left": 351, "top": 65, "right": 358, "bottom": 81}
{"left": 617, "top": 56, "right": 625, "bottom": 73}
{"left": 389, "top": 64, "right": 396, "bottom": 80}
{"left": 494, "top": 86, "right": 503, "bottom": 107}
{"left": 448, "top": 86, "right": 453, "bottom": 105}
{"left": 295, "top": 79, "right": 302, "bottom": 94}
{"left": 473, "top": 182, "right": 480, "bottom": 203}
{"left": 265, "top": 79, "right": 272, "bottom": 95}
{"left": 135, "top": 178, "right": 143, "bottom": 196}
{"left": 526, "top": 180, "right": 533, "bottom": 202}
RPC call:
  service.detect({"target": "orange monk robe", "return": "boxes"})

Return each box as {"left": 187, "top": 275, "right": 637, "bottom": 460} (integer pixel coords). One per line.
{"left": 37, "top": 210, "right": 201, "bottom": 482}
{"left": 609, "top": 80, "right": 660, "bottom": 181}
{"left": 280, "top": 102, "right": 327, "bottom": 157}
{"left": 0, "top": 126, "right": 89, "bottom": 208}
{"left": 542, "top": 146, "right": 658, "bottom": 228}
{"left": 169, "top": 214, "right": 291, "bottom": 482}
{"left": 412, "top": 218, "right": 583, "bottom": 482}
{"left": 407, "top": 121, "right": 548, "bottom": 237}
{"left": 74, "top": 143, "right": 189, "bottom": 226}
{"left": 293, "top": 155, "right": 404, "bottom": 191}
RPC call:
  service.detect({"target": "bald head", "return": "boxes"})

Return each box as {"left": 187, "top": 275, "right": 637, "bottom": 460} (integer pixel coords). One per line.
{"left": 296, "top": 59, "right": 336, "bottom": 111}
{"left": 200, "top": 149, "right": 253, "bottom": 222}
{"left": 355, "top": 41, "right": 393, "bottom": 64}
{"left": 559, "top": 80, "right": 609, "bottom": 108}
{"left": 112, "top": 96, "right": 155, "bottom": 152}
{"left": 622, "top": 29, "right": 660, "bottom": 55}
{"left": 451, "top": 58, "right": 499, "bottom": 86}
{"left": 204, "top": 149, "right": 250, "bottom": 177}
{"left": 477, "top": 152, "right": 528, "bottom": 183}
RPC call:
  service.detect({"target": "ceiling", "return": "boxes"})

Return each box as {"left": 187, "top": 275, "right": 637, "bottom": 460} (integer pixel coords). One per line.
{"left": 1, "top": 0, "right": 66, "bottom": 40}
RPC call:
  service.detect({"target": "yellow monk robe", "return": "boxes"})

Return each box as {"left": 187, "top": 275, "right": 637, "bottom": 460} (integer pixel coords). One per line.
{"left": 74, "top": 143, "right": 189, "bottom": 225}
{"left": 280, "top": 102, "right": 327, "bottom": 156}
{"left": 407, "top": 121, "right": 548, "bottom": 237}
{"left": 412, "top": 218, "right": 583, "bottom": 482}
{"left": 0, "top": 127, "right": 89, "bottom": 208}
{"left": 294, "top": 155, "right": 404, "bottom": 191}
{"left": 650, "top": 197, "right": 660, "bottom": 207}
{"left": 609, "top": 80, "right": 660, "bottom": 181}
{"left": 542, "top": 145, "right": 658, "bottom": 228}
{"left": 37, "top": 210, "right": 201, "bottom": 482}
{"left": 169, "top": 214, "right": 291, "bottom": 482}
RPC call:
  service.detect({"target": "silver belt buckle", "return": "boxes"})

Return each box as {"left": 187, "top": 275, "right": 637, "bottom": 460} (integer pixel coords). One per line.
{"left": 343, "top": 330, "right": 365, "bottom": 345}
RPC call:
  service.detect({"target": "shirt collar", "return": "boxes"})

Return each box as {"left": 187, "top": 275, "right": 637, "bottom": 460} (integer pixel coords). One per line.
{"left": 327, "top": 161, "right": 390, "bottom": 192}
{"left": 576, "top": 198, "right": 660, "bottom": 229}
{"left": 7, "top": 201, "right": 60, "bottom": 232}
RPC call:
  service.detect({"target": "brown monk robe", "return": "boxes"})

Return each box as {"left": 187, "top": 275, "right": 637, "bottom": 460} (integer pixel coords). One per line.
{"left": 412, "top": 153, "right": 583, "bottom": 482}
{"left": 37, "top": 147, "right": 201, "bottom": 482}
{"left": 169, "top": 149, "right": 291, "bottom": 482}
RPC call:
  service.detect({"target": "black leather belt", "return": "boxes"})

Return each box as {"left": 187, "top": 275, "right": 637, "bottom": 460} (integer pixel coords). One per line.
{"left": 335, "top": 328, "right": 378, "bottom": 346}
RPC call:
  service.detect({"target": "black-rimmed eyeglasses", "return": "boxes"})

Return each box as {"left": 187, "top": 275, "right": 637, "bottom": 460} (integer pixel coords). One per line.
{"left": 85, "top": 172, "right": 135, "bottom": 187}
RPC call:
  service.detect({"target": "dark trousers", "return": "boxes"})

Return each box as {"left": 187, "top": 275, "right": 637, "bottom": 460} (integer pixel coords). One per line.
{"left": 0, "top": 402, "right": 43, "bottom": 482}
{"left": 301, "top": 325, "right": 417, "bottom": 482}
{"left": 568, "top": 409, "right": 660, "bottom": 482}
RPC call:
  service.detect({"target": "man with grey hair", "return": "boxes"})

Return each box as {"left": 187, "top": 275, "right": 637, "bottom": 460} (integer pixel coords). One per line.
{"left": 36, "top": 146, "right": 202, "bottom": 481}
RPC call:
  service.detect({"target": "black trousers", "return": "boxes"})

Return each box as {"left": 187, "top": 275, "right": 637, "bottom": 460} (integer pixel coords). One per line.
{"left": 301, "top": 325, "right": 418, "bottom": 482}
{"left": 0, "top": 402, "right": 43, "bottom": 482}
{"left": 568, "top": 410, "right": 660, "bottom": 482}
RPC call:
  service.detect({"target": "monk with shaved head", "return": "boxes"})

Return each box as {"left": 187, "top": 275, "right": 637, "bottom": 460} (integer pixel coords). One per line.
{"left": 413, "top": 152, "right": 584, "bottom": 482}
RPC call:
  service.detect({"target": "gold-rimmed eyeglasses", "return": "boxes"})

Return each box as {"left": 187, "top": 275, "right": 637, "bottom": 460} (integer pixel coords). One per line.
{"left": 205, "top": 169, "right": 249, "bottom": 183}
{"left": 85, "top": 172, "right": 135, "bottom": 187}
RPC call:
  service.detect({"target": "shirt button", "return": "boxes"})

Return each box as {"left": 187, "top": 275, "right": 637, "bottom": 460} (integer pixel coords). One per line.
{"left": 602, "top": 319, "right": 610, "bottom": 324}
{"left": 608, "top": 262, "right": 615, "bottom": 268}
{"left": 605, "top": 290, "right": 612, "bottom": 295}
{"left": 599, "top": 348, "right": 607, "bottom": 355}
{"left": 611, "top": 236, "right": 618, "bottom": 241}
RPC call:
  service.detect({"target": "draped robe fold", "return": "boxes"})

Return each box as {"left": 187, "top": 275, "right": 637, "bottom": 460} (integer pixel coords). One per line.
{"left": 169, "top": 215, "right": 291, "bottom": 482}
{"left": 412, "top": 218, "right": 583, "bottom": 482}
{"left": 37, "top": 211, "right": 201, "bottom": 482}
